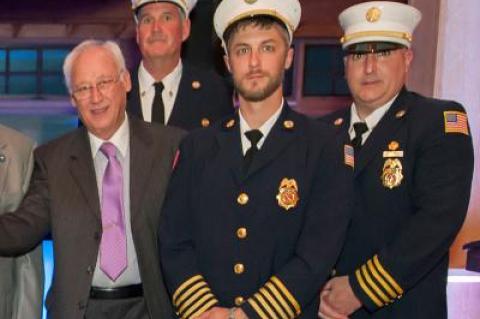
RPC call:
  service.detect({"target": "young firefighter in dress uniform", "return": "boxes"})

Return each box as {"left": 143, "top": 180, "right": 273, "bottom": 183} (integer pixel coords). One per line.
{"left": 159, "top": 0, "right": 353, "bottom": 318}
{"left": 318, "top": 2, "right": 474, "bottom": 318}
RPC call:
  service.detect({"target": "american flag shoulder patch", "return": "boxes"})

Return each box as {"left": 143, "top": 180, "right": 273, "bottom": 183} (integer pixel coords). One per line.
{"left": 344, "top": 144, "right": 354, "bottom": 168}
{"left": 444, "top": 111, "right": 469, "bottom": 135}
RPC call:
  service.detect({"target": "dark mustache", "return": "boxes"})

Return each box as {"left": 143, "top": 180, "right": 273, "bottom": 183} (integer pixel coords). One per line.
{"left": 246, "top": 71, "right": 266, "bottom": 77}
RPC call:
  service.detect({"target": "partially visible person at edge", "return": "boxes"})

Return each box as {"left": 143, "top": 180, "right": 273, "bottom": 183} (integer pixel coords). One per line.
{"left": 159, "top": 0, "right": 353, "bottom": 318}
{"left": 318, "top": 2, "right": 474, "bottom": 318}
{"left": 0, "top": 124, "right": 43, "bottom": 319}
{"left": 0, "top": 40, "right": 185, "bottom": 319}
{"left": 127, "top": 0, "right": 234, "bottom": 131}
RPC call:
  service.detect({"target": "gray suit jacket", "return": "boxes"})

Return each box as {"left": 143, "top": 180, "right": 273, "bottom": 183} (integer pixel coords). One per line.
{"left": 0, "top": 118, "right": 185, "bottom": 319}
{"left": 0, "top": 124, "right": 44, "bottom": 319}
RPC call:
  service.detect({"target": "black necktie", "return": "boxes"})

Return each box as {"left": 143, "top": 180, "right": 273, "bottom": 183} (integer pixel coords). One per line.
{"left": 351, "top": 122, "right": 369, "bottom": 153}
{"left": 243, "top": 129, "right": 263, "bottom": 174}
{"left": 152, "top": 82, "right": 165, "bottom": 124}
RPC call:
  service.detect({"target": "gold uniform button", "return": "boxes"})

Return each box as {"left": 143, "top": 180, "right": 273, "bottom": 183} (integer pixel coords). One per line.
{"left": 225, "top": 119, "right": 235, "bottom": 128}
{"left": 237, "top": 193, "right": 249, "bottom": 205}
{"left": 234, "top": 263, "right": 245, "bottom": 275}
{"left": 395, "top": 110, "right": 406, "bottom": 118}
{"left": 192, "top": 80, "right": 201, "bottom": 89}
{"left": 283, "top": 120, "right": 294, "bottom": 129}
{"left": 236, "top": 227, "right": 247, "bottom": 239}
{"left": 334, "top": 118, "right": 343, "bottom": 126}
{"left": 235, "top": 296, "right": 245, "bottom": 306}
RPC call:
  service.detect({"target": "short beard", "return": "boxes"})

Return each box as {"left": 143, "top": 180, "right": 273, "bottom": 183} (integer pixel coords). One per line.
{"left": 235, "top": 71, "right": 284, "bottom": 102}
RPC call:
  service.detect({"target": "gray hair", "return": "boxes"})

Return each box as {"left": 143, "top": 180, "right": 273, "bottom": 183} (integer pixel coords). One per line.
{"left": 63, "top": 39, "right": 126, "bottom": 93}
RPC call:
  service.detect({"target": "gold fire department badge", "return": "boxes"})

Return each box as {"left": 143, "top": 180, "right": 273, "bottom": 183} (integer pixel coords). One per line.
{"left": 276, "top": 178, "right": 299, "bottom": 210}
{"left": 381, "top": 158, "right": 403, "bottom": 189}
{"left": 366, "top": 7, "right": 382, "bottom": 23}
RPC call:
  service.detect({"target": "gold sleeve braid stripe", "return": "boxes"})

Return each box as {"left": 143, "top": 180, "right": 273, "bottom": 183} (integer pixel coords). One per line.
{"left": 355, "top": 255, "right": 404, "bottom": 308}
{"left": 178, "top": 287, "right": 210, "bottom": 314}
{"left": 361, "top": 265, "right": 389, "bottom": 303}
{"left": 173, "top": 275, "right": 203, "bottom": 302}
{"left": 355, "top": 269, "right": 383, "bottom": 307}
{"left": 248, "top": 298, "right": 270, "bottom": 319}
{"left": 247, "top": 276, "right": 301, "bottom": 319}
{"left": 182, "top": 293, "right": 217, "bottom": 319}
{"left": 265, "top": 282, "right": 295, "bottom": 318}
{"left": 254, "top": 293, "right": 278, "bottom": 319}
{"left": 372, "top": 255, "right": 403, "bottom": 296}
{"left": 175, "top": 281, "right": 208, "bottom": 307}
{"left": 366, "top": 259, "right": 397, "bottom": 299}
{"left": 172, "top": 275, "right": 219, "bottom": 319}
{"left": 259, "top": 287, "right": 289, "bottom": 319}
{"left": 270, "top": 277, "right": 301, "bottom": 316}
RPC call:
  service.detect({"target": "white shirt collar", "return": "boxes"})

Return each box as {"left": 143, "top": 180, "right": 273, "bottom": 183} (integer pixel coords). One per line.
{"left": 239, "top": 98, "right": 284, "bottom": 154}
{"left": 89, "top": 114, "right": 129, "bottom": 159}
{"left": 138, "top": 59, "right": 183, "bottom": 96}
{"left": 137, "top": 60, "right": 183, "bottom": 123}
{"left": 348, "top": 93, "right": 399, "bottom": 139}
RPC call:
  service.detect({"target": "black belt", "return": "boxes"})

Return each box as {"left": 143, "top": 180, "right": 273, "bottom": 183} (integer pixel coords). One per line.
{"left": 90, "top": 284, "right": 143, "bottom": 299}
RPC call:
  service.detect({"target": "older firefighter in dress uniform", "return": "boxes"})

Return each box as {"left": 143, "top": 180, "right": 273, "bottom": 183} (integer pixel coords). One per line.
{"left": 159, "top": 0, "right": 353, "bottom": 318}
{"left": 318, "top": 2, "right": 474, "bottom": 319}
{"left": 128, "top": 0, "right": 234, "bottom": 131}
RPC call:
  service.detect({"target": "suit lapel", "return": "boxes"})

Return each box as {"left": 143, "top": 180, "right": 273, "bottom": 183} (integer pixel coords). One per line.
{"left": 129, "top": 118, "right": 156, "bottom": 224}
{"left": 168, "top": 64, "right": 194, "bottom": 126}
{"left": 354, "top": 90, "right": 409, "bottom": 176}
{"left": 246, "top": 105, "right": 298, "bottom": 179}
{"left": 215, "top": 113, "right": 244, "bottom": 185}
{"left": 68, "top": 129, "right": 102, "bottom": 219}
{"left": 127, "top": 67, "right": 144, "bottom": 120}
{"left": 332, "top": 108, "right": 352, "bottom": 142}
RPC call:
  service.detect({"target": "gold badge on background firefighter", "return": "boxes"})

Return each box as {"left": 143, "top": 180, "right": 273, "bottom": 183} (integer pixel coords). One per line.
{"left": 276, "top": 178, "right": 299, "bottom": 210}
{"left": 366, "top": 7, "right": 382, "bottom": 23}
{"left": 381, "top": 141, "right": 404, "bottom": 189}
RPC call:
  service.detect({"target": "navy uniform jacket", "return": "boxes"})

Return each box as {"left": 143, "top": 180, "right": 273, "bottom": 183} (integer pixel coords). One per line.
{"left": 160, "top": 105, "right": 353, "bottom": 319}
{"left": 127, "top": 62, "right": 234, "bottom": 131}
{"left": 322, "top": 88, "right": 474, "bottom": 318}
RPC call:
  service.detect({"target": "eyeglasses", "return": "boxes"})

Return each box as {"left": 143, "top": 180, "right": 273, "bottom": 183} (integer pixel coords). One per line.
{"left": 72, "top": 72, "right": 123, "bottom": 100}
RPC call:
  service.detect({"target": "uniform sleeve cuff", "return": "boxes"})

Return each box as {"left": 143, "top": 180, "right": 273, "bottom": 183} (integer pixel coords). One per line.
{"left": 172, "top": 274, "right": 219, "bottom": 319}
{"left": 349, "top": 254, "right": 404, "bottom": 312}
{"left": 241, "top": 276, "right": 301, "bottom": 319}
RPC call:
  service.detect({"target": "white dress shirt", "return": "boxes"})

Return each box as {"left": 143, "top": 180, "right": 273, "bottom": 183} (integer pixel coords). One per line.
{"left": 239, "top": 99, "right": 284, "bottom": 155}
{"left": 88, "top": 115, "right": 142, "bottom": 287}
{"left": 348, "top": 94, "right": 399, "bottom": 144}
{"left": 138, "top": 60, "right": 183, "bottom": 123}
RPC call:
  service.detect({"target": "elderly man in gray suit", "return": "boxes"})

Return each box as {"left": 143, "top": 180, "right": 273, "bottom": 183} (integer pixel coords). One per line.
{"left": 0, "top": 40, "right": 184, "bottom": 319}
{"left": 0, "top": 124, "right": 43, "bottom": 319}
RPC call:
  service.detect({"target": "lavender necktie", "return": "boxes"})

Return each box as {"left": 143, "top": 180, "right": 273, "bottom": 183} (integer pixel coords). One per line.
{"left": 99, "top": 142, "right": 127, "bottom": 281}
